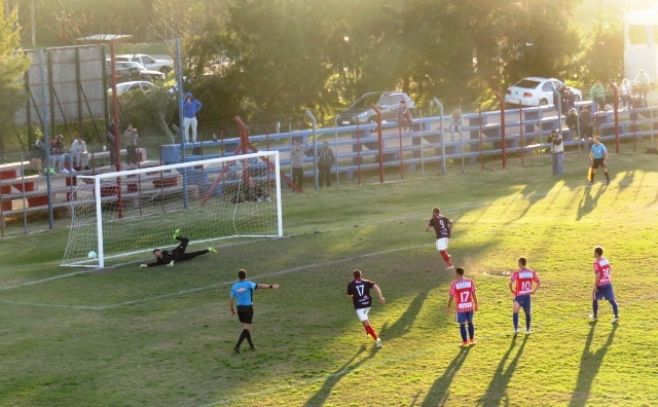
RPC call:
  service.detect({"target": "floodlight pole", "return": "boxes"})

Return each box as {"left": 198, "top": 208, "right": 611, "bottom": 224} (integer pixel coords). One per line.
{"left": 305, "top": 109, "right": 319, "bottom": 190}
{"left": 432, "top": 97, "right": 446, "bottom": 175}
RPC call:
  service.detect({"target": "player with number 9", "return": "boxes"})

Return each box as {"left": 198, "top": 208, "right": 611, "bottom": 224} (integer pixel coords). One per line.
{"left": 509, "top": 257, "right": 542, "bottom": 335}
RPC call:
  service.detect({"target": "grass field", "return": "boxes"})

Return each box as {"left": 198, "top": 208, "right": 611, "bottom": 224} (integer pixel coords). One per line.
{"left": 1, "top": 147, "right": 657, "bottom": 407}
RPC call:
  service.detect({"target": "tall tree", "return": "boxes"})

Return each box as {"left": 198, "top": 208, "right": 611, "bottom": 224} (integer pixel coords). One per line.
{"left": 0, "top": 3, "right": 30, "bottom": 151}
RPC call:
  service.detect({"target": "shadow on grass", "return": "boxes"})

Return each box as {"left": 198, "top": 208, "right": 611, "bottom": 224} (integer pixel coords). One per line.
{"left": 576, "top": 184, "right": 607, "bottom": 220}
{"left": 303, "top": 345, "right": 375, "bottom": 407}
{"left": 568, "top": 322, "right": 618, "bottom": 407}
{"left": 477, "top": 335, "right": 528, "bottom": 406}
{"left": 378, "top": 290, "right": 430, "bottom": 341}
{"left": 420, "top": 347, "right": 471, "bottom": 407}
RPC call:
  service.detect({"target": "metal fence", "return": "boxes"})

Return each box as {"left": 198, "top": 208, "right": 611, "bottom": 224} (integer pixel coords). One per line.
{"left": 1, "top": 100, "right": 657, "bottom": 236}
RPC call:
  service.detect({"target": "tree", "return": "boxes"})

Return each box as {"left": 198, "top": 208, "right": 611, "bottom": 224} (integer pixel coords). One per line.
{"left": 0, "top": 3, "right": 30, "bottom": 151}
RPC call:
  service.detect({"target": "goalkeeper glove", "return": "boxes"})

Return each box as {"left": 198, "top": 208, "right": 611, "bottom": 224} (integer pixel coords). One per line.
{"left": 167, "top": 260, "right": 175, "bottom": 267}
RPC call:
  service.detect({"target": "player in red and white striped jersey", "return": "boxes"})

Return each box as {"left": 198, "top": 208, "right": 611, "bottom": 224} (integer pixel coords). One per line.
{"left": 591, "top": 246, "right": 619, "bottom": 323}
{"left": 447, "top": 267, "right": 479, "bottom": 347}
{"left": 509, "top": 257, "right": 541, "bottom": 335}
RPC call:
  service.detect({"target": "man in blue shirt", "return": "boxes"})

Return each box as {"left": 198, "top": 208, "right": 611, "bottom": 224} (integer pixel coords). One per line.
{"left": 229, "top": 269, "right": 279, "bottom": 353}
{"left": 587, "top": 136, "right": 610, "bottom": 185}
{"left": 182, "top": 92, "right": 203, "bottom": 143}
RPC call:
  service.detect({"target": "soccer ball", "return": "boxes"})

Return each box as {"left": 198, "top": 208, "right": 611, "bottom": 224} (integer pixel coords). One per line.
{"left": 87, "top": 250, "right": 97, "bottom": 259}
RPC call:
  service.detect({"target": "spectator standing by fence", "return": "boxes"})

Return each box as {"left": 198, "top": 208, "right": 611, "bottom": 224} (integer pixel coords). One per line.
{"left": 106, "top": 123, "right": 117, "bottom": 166}
{"left": 589, "top": 81, "right": 605, "bottom": 110}
{"left": 580, "top": 106, "right": 593, "bottom": 140}
{"left": 124, "top": 124, "right": 140, "bottom": 166}
{"left": 397, "top": 100, "right": 413, "bottom": 132}
{"left": 619, "top": 78, "right": 632, "bottom": 110}
{"left": 566, "top": 108, "right": 579, "bottom": 141}
{"left": 318, "top": 141, "right": 335, "bottom": 187}
{"left": 635, "top": 69, "right": 651, "bottom": 107}
{"left": 70, "top": 136, "right": 88, "bottom": 171}
{"left": 50, "top": 134, "right": 67, "bottom": 173}
{"left": 183, "top": 92, "right": 203, "bottom": 143}
{"left": 449, "top": 108, "right": 463, "bottom": 142}
{"left": 549, "top": 130, "right": 564, "bottom": 176}
{"left": 291, "top": 139, "right": 305, "bottom": 190}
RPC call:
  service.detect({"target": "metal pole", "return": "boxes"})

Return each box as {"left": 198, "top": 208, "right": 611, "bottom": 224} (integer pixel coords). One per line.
{"left": 398, "top": 116, "right": 404, "bottom": 179}
{"left": 94, "top": 177, "right": 105, "bottom": 268}
{"left": 612, "top": 83, "right": 620, "bottom": 153}
{"left": 37, "top": 49, "right": 53, "bottom": 229}
{"left": 31, "top": 0, "right": 37, "bottom": 48}
{"left": 109, "top": 41, "right": 123, "bottom": 219}
{"left": 356, "top": 117, "right": 361, "bottom": 185}
{"left": 478, "top": 105, "right": 484, "bottom": 172}
{"left": 175, "top": 38, "right": 189, "bottom": 209}
{"left": 304, "top": 109, "right": 319, "bottom": 190}
{"left": 334, "top": 116, "right": 340, "bottom": 186}
{"left": 432, "top": 98, "right": 446, "bottom": 175}
{"left": 651, "top": 108, "right": 656, "bottom": 148}
{"left": 520, "top": 107, "right": 525, "bottom": 166}
{"left": 21, "top": 159, "right": 28, "bottom": 233}
{"left": 373, "top": 105, "right": 384, "bottom": 183}
{"left": 274, "top": 151, "right": 283, "bottom": 237}
{"left": 500, "top": 95, "right": 507, "bottom": 169}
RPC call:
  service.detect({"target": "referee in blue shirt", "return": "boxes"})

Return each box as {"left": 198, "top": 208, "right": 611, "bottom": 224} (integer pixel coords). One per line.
{"left": 229, "top": 269, "right": 279, "bottom": 353}
{"left": 587, "top": 136, "right": 610, "bottom": 185}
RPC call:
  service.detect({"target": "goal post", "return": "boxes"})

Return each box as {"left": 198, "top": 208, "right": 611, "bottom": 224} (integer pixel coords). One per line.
{"left": 62, "top": 151, "right": 283, "bottom": 268}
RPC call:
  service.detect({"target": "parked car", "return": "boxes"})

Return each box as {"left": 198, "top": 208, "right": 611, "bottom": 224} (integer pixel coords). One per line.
{"left": 505, "top": 77, "right": 582, "bottom": 107}
{"left": 108, "top": 81, "right": 155, "bottom": 96}
{"left": 336, "top": 91, "right": 415, "bottom": 126}
{"left": 116, "top": 54, "right": 173, "bottom": 74}
{"left": 107, "top": 61, "right": 165, "bottom": 82}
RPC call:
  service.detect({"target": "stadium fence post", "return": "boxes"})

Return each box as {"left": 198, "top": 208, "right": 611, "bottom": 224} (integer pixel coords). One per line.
{"left": 520, "top": 106, "right": 525, "bottom": 167}
{"left": 356, "top": 116, "right": 362, "bottom": 185}
{"left": 500, "top": 93, "right": 507, "bottom": 169}
{"left": 372, "top": 105, "right": 384, "bottom": 183}
{"left": 334, "top": 116, "right": 340, "bottom": 186}
{"left": 432, "top": 97, "right": 446, "bottom": 175}
{"left": 20, "top": 158, "right": 28, "bottom": 234}
{"left": 398, "top": 114, "right": 404, "bottom": 180}
{"left": 611, "top": 82, "right": 620, "bottom": 154}
{"left": 479, "top": 105, "right": 484, "bottom": 172}
{"left": 304, "top": 109, "right": 319, "bottom": 191}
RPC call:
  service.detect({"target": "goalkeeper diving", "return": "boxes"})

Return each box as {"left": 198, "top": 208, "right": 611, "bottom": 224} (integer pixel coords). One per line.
{"left": 140, "top": 229, "right": 217, "bottom": 268}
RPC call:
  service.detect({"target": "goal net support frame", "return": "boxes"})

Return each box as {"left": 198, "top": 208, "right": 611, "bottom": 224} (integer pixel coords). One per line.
{"left": 62, "top": 151, "right": 283, "bottom": 268}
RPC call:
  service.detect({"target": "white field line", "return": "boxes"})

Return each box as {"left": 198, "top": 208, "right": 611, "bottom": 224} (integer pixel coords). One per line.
{"left": 0, "top": 185, "right": 585, "bottom": 307}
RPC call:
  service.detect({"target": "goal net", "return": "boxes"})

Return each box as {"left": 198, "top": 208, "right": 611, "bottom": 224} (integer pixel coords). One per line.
{"left": 62, "top": 151, "right": 283, "bottom": 268}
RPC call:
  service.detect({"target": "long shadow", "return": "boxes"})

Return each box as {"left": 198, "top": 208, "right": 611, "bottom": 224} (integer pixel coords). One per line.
{"left": 303, "top": 290, "right": 430, "bottom": 406}
{"left": 477, "top": 335, "right": 528, "bottom": 406}
{"left": 420, "top": 347, "right": 471, "bottom": 407}
{"left": 576, "top": 185, "right": 606, "bottom": 220}
{"left": 505, "top": 180, "right": 560, "bottom": 225}
{"left": 568, "top": 323, "right": 618, "bottom": 407}
{"left": 378, "top": 290, "right": 429, "bottom": 341}
{"left": 303, "top": 345, "right": 374, "bottom": 407}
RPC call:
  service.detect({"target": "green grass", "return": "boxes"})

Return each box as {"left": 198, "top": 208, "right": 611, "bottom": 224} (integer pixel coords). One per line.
{"left": 1, "top": 147, "right": 658, "bottom": 406}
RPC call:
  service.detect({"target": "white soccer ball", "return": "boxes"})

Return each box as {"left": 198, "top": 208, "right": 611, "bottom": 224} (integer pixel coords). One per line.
{"left": 87, "top": 250, "right": 97, "bottom": 259}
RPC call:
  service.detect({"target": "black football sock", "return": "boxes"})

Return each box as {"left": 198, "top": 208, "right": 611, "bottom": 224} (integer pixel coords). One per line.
{"left": 236, "top": 329, "right": 248, "bottom": 348}
{"left": 245, "top": 330, "right": 254, "bottom": 348}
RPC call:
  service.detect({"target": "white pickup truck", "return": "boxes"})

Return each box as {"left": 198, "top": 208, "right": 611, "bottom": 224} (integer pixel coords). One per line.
{"left": 116, "top": 54, "right": 173, "bottom": 74}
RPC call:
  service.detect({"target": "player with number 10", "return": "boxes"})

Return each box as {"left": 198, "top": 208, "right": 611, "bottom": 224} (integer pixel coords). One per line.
{"left": 509, "top": 257, "right": 541, "bottom": 335}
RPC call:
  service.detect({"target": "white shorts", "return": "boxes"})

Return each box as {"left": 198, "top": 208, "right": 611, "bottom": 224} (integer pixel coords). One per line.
{"left": 355, "top": 307, "right": 371, "bottom": 322}
{"left": 435, "top": 238, "right": 449, "bottom": 251}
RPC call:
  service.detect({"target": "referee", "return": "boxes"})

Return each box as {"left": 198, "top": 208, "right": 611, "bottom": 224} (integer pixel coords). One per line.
{"left": 229, "top": 269, "right": 279, "bottom": 353}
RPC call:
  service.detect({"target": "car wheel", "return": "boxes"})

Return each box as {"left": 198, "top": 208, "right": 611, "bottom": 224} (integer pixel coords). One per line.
{"left": 539, "top": 99, "right": 548, "bottom": 106}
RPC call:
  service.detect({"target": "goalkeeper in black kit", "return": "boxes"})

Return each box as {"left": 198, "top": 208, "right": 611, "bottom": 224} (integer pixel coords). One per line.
{"left": 140, "top": 229, "right": 217, "bottom": 268}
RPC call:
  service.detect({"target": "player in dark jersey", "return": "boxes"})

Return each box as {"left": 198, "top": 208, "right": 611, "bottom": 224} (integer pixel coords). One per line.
{"left": 425, "top": 207, "right": 454, "bottom": 270}
{"left": 140, "top": 229, "right": 217, "bottom": 268}
{"left": 347, "top": 269, "right": 385, "bottom": 348}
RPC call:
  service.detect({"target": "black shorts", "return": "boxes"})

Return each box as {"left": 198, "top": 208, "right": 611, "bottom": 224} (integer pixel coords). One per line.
{"left": 591, "top": 158, "right": 605, "bottom": 169}
{"left": 237, "top": 306, "right": 254, "bottom": 324}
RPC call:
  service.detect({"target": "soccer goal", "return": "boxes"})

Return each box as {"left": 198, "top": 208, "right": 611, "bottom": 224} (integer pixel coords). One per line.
{"left": 62, "top": 151, "right": 283, "bottom": 268}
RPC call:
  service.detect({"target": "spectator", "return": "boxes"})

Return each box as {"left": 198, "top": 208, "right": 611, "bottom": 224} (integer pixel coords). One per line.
{"left": 579, "top": 106, "right": 593, "bottom": 140}
{"left": 106, "top": 123, "right": 117, "bottom": 167}
{"left": 566, "top": 108, "right": 579, "bottom": 141}
{"left": 124, "top": 124, "right": 140, "bottom": 166}
{"left": 589, "top": 81, "right": 605, "bottom": 110}
{"left": 635, "top": 69, "right": 651, "bottom": 107}
{"left": 449, "top": 108, "right": 463, "bottom": 142}
{"left": 49, "top": 134, "right": 67, "bottom": 173}
{"left": 397, "top": 100, "right": 413, "bottom": 131}
{"left": 290, "top": 139, "right": 304, "bottom": 190}
{"left": 183, "top": 92, "right": 203, "bottom": 143}
{"left": 548, "top": 129, "right": 564, "bottom": 176}
{"left": 34, "top": 135, "right": 48, "bottom": 174}
{"left": 318, "top": 141, "right": 335, "bottom": 187}
{"left": 619, "top": 78, "right": 632, "bottom": 110}
{"left": 70, "top": 136, "right": 89, "bottom": 171}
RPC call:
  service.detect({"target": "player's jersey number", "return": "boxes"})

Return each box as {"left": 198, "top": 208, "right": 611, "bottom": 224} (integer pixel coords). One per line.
{"left": 460, "top": 291, "right": 471, "bottom": 303}
{"left": 356, "top": 285, "right": 365, "bottom": 297}
{"left": 521, "top": 281, "right": 532, "bottom": 293}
